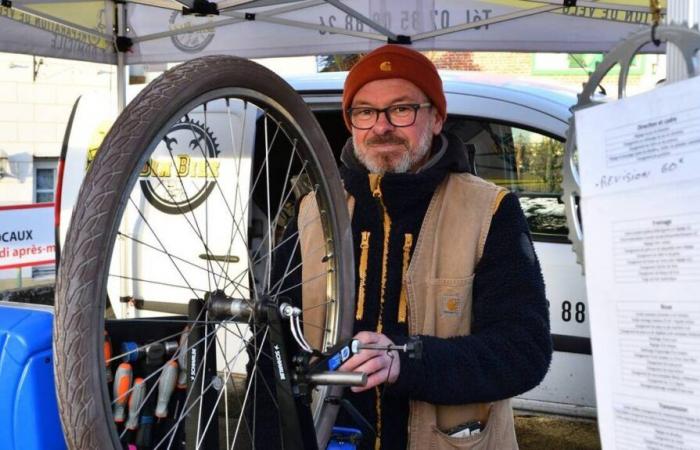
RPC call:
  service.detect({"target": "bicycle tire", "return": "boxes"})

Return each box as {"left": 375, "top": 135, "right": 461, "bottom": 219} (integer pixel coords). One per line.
{"left": 54, "top": 55, "right": 354, "bottom": 450}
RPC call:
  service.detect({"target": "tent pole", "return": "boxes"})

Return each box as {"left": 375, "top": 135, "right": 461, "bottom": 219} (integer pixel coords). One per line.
{"left": 666, "top": 0, "right": 699, "bottom": 82}
{"left": 117, "top": 1, "right": 127, "bottom": 113}
{"left": 115, "top": 0, "right": 130, "bottom": 313}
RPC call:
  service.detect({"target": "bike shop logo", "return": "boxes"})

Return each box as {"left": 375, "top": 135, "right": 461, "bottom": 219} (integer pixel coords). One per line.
{"left": 169, "top": 11, "right": 216, "bottom": 53}
{"left": 140, "top": 118, "right": 220, "bottom": 215}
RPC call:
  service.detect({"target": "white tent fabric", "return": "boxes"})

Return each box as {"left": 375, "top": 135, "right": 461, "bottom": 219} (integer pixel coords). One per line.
{"left": 1, "top": 0, "right": 666, "bottom": 64}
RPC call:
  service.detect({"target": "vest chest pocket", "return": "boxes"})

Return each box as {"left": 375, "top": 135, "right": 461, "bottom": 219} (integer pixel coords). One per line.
{"left": 426, "top": 276, "right": 474, "bottom": 338}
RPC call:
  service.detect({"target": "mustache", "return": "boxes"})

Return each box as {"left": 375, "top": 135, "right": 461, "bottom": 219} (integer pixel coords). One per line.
{"left": 365, "top": 134, "right": 407, "bottom": 147}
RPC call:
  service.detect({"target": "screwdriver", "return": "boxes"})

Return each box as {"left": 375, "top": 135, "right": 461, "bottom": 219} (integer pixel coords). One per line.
{"left": 126, "top": 377, "right": 146, "bottom": 430}
{"left": 113, "top": 362, "right": 133, "bottom": 423}
{"left": 352, "top": 338, "right": 423, "bottom": 359}
{"left": 355, "top": 343, "right": 407, "bottom": 351}
{"left": 136, "top": 415, "right": 154, "bottom": 448}
{"left": 156, "top": 360, "right": 178, "bottom": 418}
{"left": 324, "top": 337, "right": 422, "bottom": 372}
{"left": 121, "top": 340, "right": 178, "bottom": 363}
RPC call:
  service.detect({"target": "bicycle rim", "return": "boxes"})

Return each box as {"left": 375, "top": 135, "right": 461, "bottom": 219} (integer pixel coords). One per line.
{"left": 54, "top": 56, "right": 354, "bottom": 450}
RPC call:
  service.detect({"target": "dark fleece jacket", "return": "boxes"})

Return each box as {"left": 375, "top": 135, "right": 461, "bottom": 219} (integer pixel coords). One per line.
{"left": 251, "top": 132, "right": 552, "bottom": 450}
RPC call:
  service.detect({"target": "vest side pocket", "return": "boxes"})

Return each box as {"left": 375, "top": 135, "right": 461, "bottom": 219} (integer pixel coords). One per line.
{"left": 431, "top": 424, "right": 489, "bottom": 450}
{"left": 427, "top": 276, "right": 474, "bottom": 338}
{"left": 431, "top": 400, "right": 515, "bottom": 450}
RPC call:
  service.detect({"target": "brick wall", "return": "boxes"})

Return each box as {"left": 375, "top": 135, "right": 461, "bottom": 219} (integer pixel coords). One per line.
{"left": 0, "top": 54, "right": 115, "bottom": 157}
{"left": 0, "top": 53, "right": 115, "bottom": 206}
{"left": 429, "top": 51, "right": 532, "bottom": 74}
{"left": 0, "top": 53, "right": 115, "bottom": 282}
{"left": 424, "top": 51, "right": 664, "bottom": 94}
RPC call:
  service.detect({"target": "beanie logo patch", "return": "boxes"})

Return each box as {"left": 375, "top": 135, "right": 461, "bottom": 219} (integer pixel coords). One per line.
{"left": 379, "top": 61, "right": 392, "bottom": 72}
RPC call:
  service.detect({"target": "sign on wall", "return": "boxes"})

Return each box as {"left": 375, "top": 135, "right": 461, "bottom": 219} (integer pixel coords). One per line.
{"left": 0, "top": 203, "right": 56, "bottom": 270}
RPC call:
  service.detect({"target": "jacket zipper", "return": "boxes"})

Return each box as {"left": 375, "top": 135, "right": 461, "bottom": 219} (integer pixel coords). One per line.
{"left": 398, "top": 233, "right": 413, "bottom": 324}
{"left": 369, "top": 174, "right": 392, "bottom": 334}
{"left": 356, "top": 231, "right": 371, "bottom": 320}
{"left": 368, "top": 174, "right": 391, "bottom": 449}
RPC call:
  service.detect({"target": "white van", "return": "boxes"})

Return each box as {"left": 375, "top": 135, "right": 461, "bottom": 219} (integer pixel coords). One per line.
{"left": 57, "top": 69, "right": 593, "bottom": 419}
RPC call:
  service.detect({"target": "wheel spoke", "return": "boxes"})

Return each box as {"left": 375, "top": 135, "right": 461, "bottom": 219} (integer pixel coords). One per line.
{"left": 108, "top": 273, "right": 208, "bottom": 294}
{"left": 116, "top": 231, "right": 244, "bottom": 292}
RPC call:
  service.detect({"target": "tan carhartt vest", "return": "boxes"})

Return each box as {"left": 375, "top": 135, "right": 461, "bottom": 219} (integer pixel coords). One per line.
{"left": 299, "top": 173, "right": 518, "bottom": 450}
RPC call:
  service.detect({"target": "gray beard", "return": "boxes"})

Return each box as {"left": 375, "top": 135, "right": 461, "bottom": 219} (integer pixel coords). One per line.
{"left": 353, "top": 124, "right": 434, "bottom": 174}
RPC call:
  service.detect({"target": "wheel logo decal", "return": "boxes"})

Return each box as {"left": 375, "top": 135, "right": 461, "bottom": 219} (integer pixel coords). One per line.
{"left": 140, "top": 118, "right": 220, "bottom": 215}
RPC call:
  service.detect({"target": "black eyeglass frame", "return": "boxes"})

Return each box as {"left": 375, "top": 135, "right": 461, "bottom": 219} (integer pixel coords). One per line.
{"left": 347, "top": 102, "right": 432, "bottom": 130}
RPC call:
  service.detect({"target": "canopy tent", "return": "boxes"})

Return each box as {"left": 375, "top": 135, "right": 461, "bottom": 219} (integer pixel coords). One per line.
{"left": 1, "top": 0, "right": 667, "bottom": 65}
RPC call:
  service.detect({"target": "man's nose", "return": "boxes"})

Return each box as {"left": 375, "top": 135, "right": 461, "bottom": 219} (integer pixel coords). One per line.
{"left": 372, "top": 110, "right": 395, "bottom": 134}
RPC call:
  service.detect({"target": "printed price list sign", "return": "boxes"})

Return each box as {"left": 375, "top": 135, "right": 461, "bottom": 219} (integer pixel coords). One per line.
{"left": 576, "top": 76, "right": 700, "bottom": 450}
{"left": 612, "top": 214, "right": 700, "bottom": 283}
{"left": 617, "top": 302, "right": 700, "bottom": 395}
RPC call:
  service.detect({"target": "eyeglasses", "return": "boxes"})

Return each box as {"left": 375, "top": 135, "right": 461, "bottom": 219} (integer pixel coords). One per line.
{"left": 347, "top": 103, "right": 432, "bottom": 130}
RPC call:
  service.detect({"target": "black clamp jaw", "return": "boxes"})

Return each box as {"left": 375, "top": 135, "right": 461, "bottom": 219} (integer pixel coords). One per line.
{"left": 402, "top": 336, "right": 424, "bottom": 360}
{"left": 291, "top": 352, "right": 315, "bottom": 402}
{"left": 388, "top": 35, "right": 412, "bottom": 45}
{"left": 115, "top": 36, "right": 133, "bottom": 53}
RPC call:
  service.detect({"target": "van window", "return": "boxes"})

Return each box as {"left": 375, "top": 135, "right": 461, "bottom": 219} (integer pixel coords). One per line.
{"left": 444, "top": 118, "right": 568, "bottom": 241}
{"left": 309, "top": 108, "right": 568, "bottom": 241}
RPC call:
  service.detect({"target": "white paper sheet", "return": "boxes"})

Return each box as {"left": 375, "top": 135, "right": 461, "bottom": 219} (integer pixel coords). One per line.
{"left": 576, "top": 76, "right": 700, "bottom": 450}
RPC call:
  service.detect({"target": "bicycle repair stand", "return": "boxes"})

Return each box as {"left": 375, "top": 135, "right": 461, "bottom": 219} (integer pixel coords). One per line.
{"left": 192, "top": 293, "right": 422, "bottom": 450}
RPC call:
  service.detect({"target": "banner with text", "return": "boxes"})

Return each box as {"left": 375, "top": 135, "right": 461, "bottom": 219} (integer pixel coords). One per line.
{"left": 0, "top": 2, "right": 114, "bottom": 64}
{"left": 126, "top": 0, "right": 664, "bottom": 64}
{"left": 0, "top": 204, "right": 56, "bottom": 270}
{"left": 3, "top": 0, "right": 665, "bottom": 64}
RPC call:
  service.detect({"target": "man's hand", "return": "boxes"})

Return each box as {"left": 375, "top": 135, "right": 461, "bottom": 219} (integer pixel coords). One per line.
{"left": 338, "top": 331, "right": 400, "bottom": 392}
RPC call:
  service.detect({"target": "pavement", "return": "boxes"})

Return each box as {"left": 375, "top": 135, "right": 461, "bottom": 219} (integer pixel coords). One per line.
{"left": 515, "top": 414, "right": 601, "bottom": 450}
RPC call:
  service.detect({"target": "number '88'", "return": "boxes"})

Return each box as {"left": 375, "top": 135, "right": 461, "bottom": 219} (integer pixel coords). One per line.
{"left": 561, "top": 301, "right": 585, "bottom": 323}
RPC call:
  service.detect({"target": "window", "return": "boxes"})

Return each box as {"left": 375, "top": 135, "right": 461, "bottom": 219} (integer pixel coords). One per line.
{"left": 444, "top": 118, "right": 567, "bottom": 241}
{"left": 35, "top": 161, "right": 57, "bottom": 203}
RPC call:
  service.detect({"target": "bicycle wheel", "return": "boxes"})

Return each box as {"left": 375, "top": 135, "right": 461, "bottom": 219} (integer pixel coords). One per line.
{"left": 54, "top": 55, "right": 354, "bottom": 450}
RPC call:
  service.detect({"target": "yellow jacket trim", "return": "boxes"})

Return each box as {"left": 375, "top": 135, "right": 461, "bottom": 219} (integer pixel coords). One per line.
{"left": 369, "top": 174, "right": 391, "bottom": 335}
{"left": 356, "top": 231, "right": 370, "bottom": 320}
{"left": 398, "top": 233, "right": 413, "bottom": 323}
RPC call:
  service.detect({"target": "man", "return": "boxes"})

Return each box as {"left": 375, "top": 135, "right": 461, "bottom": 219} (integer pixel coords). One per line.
{"left": 260, "top": 44, "right": 552, "bottom": 450}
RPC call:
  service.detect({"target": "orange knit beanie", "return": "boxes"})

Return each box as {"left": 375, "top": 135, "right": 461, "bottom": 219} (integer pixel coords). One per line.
{"left": 342, "top": 44, "right": 446, "bottom": 130}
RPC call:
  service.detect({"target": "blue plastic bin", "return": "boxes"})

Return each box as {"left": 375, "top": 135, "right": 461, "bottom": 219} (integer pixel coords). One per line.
{"left": 0, "top": 301, "right": 66, "bottom": 450}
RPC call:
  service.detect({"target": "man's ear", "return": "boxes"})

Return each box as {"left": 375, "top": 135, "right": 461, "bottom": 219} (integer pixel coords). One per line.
{"left": 432, "top": 112, "right": 445, "bottom": 135}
